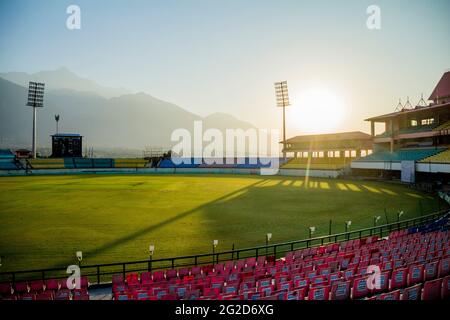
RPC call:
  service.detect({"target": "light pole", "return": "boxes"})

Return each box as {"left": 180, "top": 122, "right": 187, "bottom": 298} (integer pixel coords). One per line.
{"left": 26, "top": 82, "right": 45, "bottom": 158}
{"left": 212, "top": 240, "right": 218, "bottom": 265}
{"left": 274, "top": 81, "right": 290, "bottom": 160}
{"left": 345, "top": 221, "right": 352, "bottom": 234}
{"left": 374, "top": 216, "right": 381, "bottom": 227}
{"left": 397, "top": 211, "right": 404, "bottom": 222}
{"left": 148, "top": 244, "right": 155, "bottom": 272}
{"left": 55, "top": 114, "right": 60, "bottom": 134}
{"left": 309, "top": 226, "right": 316, "bottom": 239}
{"left": 76, "top": 251, "right": 83, "bottom": 267}
{"left": 266, "top": 233, "right": 272, "bottom": 256}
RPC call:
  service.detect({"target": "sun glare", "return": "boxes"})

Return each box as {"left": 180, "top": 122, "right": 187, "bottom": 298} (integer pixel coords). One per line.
{"left": 289, "top": 89, "right": 345, "bottom": 134}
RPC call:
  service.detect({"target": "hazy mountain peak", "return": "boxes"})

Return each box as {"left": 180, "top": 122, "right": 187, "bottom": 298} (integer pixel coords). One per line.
{"left": 0, "top": 67, "right": 131, "bottom": 98}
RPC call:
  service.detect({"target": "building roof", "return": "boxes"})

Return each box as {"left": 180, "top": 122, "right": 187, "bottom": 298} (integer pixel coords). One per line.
{"left": 429, "top": 71, "right": 450, "bottom": 101}
{"left": 284, "top": 131, "right": 372, "bottom": 144}
{"left": 365, "top": 101, "right": 450, "bottom": 122}
{"left": 51, "top": 133, "right": 82, "bottom": 137}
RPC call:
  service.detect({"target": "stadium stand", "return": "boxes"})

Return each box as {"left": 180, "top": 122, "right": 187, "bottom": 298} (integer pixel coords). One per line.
{"left": 27, "top": 158, "right": 148, "bottom": 169}
{"left": 93, "top": 158, "right": 114, "bottom": 168}
{"left": 356, "top": 148, "right": 446, "bottom": 162}
{"left": 282, "top": 157, "right": 350, "bottom": 170}
{"left": 0, "top": 277, "right": 90, "bottom": 301}
{"left": 158, "top": 158, "right": 282, "bottom": 169}
{"left": 159, "top": 158, "right": 201, "bottom": 168}
{"left": 434, "top": 120, "right": 450, "bottom": 132}
{"left": 27, "top": 158, "right": 66, "bottom": 169}
{"left": 0, "top": 149, "right": 20, "bottom": 170}
{"left": 398, "top": 124, "right": 438, "bottom": 135}
{"left": 102, "top": 217, "right": 449, "bottom": 300}
{"left": 376, "top": 124, "right": 438, "bottom": 137}
{"left": 420, "top": 149, "right": 450, "bottom": 164}
{"left": 73, "top": 158, "right": 93, "bottom": 169}
{"left": 114, "top": 159, "right": 149, "bottom": 168}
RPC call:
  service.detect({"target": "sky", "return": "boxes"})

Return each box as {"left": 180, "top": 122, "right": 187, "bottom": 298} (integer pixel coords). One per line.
{"left": 0, "top": 0, "right": 449, "bottom": 138}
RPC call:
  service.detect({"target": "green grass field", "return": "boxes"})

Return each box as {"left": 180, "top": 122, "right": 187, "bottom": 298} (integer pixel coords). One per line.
{"left": 0, "top": 174, "right": 444, "bottom": 272}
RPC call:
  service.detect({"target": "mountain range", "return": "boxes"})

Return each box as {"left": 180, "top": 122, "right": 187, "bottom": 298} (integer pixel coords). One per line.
{"left": 0, "top": 68, "right": 255, "bottom": 151}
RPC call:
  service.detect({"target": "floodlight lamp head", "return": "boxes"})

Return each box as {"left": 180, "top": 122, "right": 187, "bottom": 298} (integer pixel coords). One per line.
{"left": 399, "top": 211, "right": 404, "bottom": 217}
{"left": 274, "top": 81, "right": 290, "bottom": 107}
{"left": 76, "top": 251, "right": 83, "bottom": 262}
{"left": 213, "top": 240, "right": 219, "bottom": 247}
{"left": 26, "top": 82, "right": 45, "bottom": 108}
{"left": 309, "top": 226, "right": 316, "bottom": 233}
{"left": 266, "top": 233, "right": 272, "bottom": 241}
{"left": 346, "top": 221, "right": 352, "bottom": 226}
{"left": 149, "top": 244, "right": 155, "bottom": 255}
{"left": 375, "top": 216, "right": 381, "bottom": 222}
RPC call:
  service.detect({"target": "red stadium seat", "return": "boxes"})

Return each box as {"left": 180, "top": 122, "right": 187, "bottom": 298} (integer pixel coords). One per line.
{"left": 0, "top": 283, "right": 11, "bottom": 296}
{"left": 13, "top": 282, "right": 28, "bottom": 294}
{"left": 424, "top": 261, "right": 439, "bottom": 281}
{"left": 378, "top": 290, "right": 400, "bottom": 300}
{"left": 36, "top": 291, "right": 53, "bottom": 300}
{"left": 438, "top": 257, "right": 449, "bottom": 277}
{"left": 126, "top": 273, "right": 139, "bottom": 285}
{"left": 29, "top": 280, "right": 44, "bottom": 293}
{"left": 45, "top": 279, "right": 59, "bottom": 291}
{"left": 19, "top": 293, "right": 35, "bottom": 300}
{"left": 55, "top": 289, "right": 71, "bottom": 300}
{"left": 140, "top": 272, "right": 152, "bottom": 285}
{"left": 166, "top": 269, "right": 178, "bottom": 280}
{"left": 112, "top": 274, "right": 123, "bottom": 286}
{"left": 330, "top": 281, "right": 351, "bottom": 300}
{"left": 407, "top": 264, "right": 424, "bottom": 286}
{"left": 442, "top": 275, "right": 450, "bottom": 299}
{"left": 152, "top": 271, "right": 165, "bottom": 282}
{"left": 401, "top": 284, "right": 422, "bottom": 301}
{"left": 371, "top": 271, "right": 390, "bottom": 294}
{"left": 287, "top": 287, "right": 307, "bottom": 300}
{"left": 422, "top": 278, "right": 442, "bottom": 300}
{"left": 390, "top": 268, "right": 407, "bottom": 290}
{"left": 352, "top": 277, "right": 370, "bottom": 299}
{"left": 308, "top": 286, "right": 330, "bottom": 300}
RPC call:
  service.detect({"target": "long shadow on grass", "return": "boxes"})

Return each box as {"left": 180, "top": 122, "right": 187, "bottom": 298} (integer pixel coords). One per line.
{"left": 51, "top": 178, "right": 268, "bottom": 268}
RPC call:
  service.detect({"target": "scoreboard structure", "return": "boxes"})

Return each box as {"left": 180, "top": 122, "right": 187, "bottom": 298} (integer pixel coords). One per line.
{"left": 51, "top": 133, "right": 83, "bottom": 158}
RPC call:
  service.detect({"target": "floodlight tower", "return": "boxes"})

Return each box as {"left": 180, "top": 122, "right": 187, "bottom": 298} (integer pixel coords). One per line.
{"left": 274, "top": 81, "right": 290, "bottom": 160}
{"left": 55, "top": 114, "right": 60, "bottom": 134}
{"left": 26, "top": 82, "right": 45, "bottom": 158}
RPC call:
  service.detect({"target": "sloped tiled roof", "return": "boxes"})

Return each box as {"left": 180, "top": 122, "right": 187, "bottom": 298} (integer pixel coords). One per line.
{"left": 284, "top": 131, "right": 372, "bottom": 144}
{"left": 429, "top": 71, "right": 450, "bottom": 101}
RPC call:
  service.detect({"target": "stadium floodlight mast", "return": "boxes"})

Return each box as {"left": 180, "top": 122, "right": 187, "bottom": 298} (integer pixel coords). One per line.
{"left": 274, "top": 81, "right": 290, "bottom": 160}
{"left": 76, "top": 251, "right": 83, "bottom": 266}
{"left": 55, "top": 114, "right": 60, "bottom": 134}
{"left": 26, "top": 82, "right": 45, "bottom": 158}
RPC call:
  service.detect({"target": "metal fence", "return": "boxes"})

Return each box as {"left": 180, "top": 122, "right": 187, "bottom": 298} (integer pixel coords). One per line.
{"left": 0, "top": 209, "right": 447, "bottom": 286}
